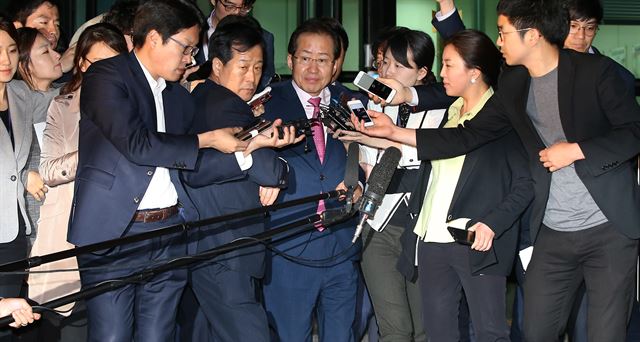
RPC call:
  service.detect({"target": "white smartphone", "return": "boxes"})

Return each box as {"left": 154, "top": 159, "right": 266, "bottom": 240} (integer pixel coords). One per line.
{"left": 347, "top": 100, "right": 373, "bottom": 127}
{"left": 353, "top": 71, "right": 396, "bottom": 103}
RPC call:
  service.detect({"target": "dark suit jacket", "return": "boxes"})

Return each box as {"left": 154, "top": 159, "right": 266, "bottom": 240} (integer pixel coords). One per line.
{"left": 414, "top": 49, "right": 640, "bottom": 243}
{"left": 432, "top": 8, "right": 465, "bottom": 39}
{"left": 261, "top": 81, "right": 361, "bottom": 263}
{"left": 70, "top": 52, "right": 243, "bottom": 246}
{"left": 182, "top": 80, "right": 287, "bottom": 277}
{"left": 398, "top": 127, "right": 533, "bottom": 280}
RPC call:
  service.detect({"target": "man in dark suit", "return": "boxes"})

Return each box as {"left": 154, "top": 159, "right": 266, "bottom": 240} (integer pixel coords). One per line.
{"left": 261, "top": 19, "right": 363, "bottom": 342}
{"left": 356, "top": 0, "right": 640, "bottom": 341}
{"left": 70, "top": 1, "right": 249, "bottom": 341}
{"left": 182, "top": 16, "right": 300, "bottom": 341}
{"left": 195, "top": 0, "right": 275, "bottom": 91}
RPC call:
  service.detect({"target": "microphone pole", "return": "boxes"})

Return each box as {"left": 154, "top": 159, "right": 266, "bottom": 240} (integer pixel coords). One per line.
{"left": 0, "top": 190, "right": 345, "bottom": 273}
{"left": 0, "top": 207, "right": 355, "bottom": 327}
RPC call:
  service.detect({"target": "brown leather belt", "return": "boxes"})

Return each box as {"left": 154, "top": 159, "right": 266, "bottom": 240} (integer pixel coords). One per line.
{"left": 133, "top": 204, "right": 179, "bottom": 223}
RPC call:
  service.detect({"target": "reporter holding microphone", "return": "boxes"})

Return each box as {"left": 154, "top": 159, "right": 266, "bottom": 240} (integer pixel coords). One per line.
{"left": 355, "top": 30, "right": 533, "bottom": 341}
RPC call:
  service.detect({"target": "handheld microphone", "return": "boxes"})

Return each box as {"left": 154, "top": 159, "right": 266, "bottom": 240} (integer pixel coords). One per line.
{"left": 344, "top": 142, "right": 360, "bottom": 212}
{"left": 352, "top": 147, "right": 401, "bottom": 243}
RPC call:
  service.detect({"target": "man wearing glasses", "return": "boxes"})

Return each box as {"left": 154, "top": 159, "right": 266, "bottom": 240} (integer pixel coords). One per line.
{"left": 198, "top": 0, "right": 276, "bottom": 91}
{"left": 261, "top": 19, "right": 363, "bottom": 342}
{"left": 70, "top": 1, "right": 249, "bottom": 340}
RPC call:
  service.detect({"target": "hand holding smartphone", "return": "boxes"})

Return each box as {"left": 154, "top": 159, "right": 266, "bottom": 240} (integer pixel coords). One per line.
{"left": 347, "top": 100, "right": 373, "bottom": 127}
{"left": 353, "top": 71, "right": 396, "bottom": 103}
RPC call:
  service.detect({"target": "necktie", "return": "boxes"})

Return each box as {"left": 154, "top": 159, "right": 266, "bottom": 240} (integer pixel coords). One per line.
{"left": 308, "top": 97, "right": 326, "bottom": 231}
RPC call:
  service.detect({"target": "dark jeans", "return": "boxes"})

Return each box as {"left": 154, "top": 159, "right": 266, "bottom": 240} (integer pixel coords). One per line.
{"left": 77, "top": 214, "right": 187, "bottom": 342}
{"left": 418, "top": 242, "right": 509, "bottom": 342}
{"left": 0, "top": 224, "right": 27, "bottom": 342}
{"left": 523, "top": 223, "right": 638, "bottom": 342}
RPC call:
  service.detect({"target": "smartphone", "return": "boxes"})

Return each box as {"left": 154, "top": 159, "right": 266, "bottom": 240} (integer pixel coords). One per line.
{"left": 347, "top": 100, "right": 373, "bottom": 127}
{"left": 248, "top": 86, "right": 272, "bottom": 110}
{"left": 353, "top": 71, "right": 396, "bottom": 103}
{"left": 234, "top": 119, "right": 272, "bottom": 141}
{"left": 447, "top": 227, "right": 475, "bottom": 246}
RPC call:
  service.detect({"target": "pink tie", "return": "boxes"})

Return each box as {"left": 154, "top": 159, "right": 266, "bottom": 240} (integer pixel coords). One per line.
{"left": 308, "top": 97, "right": 326, "bottom": 231}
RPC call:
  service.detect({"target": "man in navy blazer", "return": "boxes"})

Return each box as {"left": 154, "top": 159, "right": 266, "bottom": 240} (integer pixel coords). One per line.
{"left": 261, "top": 19, "right": 363, "bottom": 342}
{"left": 181, "top": 17, "right": 300, "bottom": 341}
{"left": 70, "top": 1, "right": 249, "bottom": 341}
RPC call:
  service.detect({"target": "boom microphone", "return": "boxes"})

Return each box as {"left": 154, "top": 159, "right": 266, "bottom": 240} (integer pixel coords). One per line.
{"left": 352, "top": 147, "right": 401, "bottom": 243}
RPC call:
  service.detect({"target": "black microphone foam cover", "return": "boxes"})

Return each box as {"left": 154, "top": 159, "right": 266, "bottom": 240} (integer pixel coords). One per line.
{"left": 360, "top": 147, "right": 401, "bottom": 216}
{"left": 344, "top": 142, "right": 360, "bottom": 189}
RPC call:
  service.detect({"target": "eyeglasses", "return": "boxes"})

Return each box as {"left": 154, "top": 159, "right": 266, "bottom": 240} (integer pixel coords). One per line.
{"left": 168, "top": 37, "right": 199, "bottom": 57}
{"left": 497, "top": 28, "right": 532, "bottom": 41}
{"left": 218, "top": 0, "right": 252, "bottom": 15}
{"left": 293, "top": 55, "right": 334, "bottom": 67}
{"left": 569, "top": 22, "right": 599, "bottom": 37}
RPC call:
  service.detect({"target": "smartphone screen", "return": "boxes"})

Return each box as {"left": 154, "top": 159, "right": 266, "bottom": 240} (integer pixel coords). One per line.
{"left": 348, "top": 100, "right": 373, "bottom": 126}
{"left": 355, "top": 73, "right": 393, "bottom": 100}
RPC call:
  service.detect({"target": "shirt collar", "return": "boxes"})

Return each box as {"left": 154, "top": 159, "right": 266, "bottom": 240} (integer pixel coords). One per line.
{"left": 291, "top": 80, "right": 331, "bottom": 106}
{"left": 447, "top": 87, "right": 494, "bottom": 125}
{"left": 134, "top": 52, "right": 166, "bottom": 95}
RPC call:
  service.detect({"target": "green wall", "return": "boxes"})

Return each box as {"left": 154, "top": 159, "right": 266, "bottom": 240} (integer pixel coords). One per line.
{"left": 594, "top": 25, "right": 640, "bottom": 77}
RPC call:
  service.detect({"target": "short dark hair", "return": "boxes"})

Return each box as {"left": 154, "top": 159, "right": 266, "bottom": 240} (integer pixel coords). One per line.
{"left": 209, "top": 15, "right": 264, "bottom": 64}
{"left": 0, "top": 14, "right": 18, "bottom": 43}
{"left": 444, "top": 30, "right": 502, "bottom": 87}
{"left": 102, "top": 0, "right": 140, "bottom": 35}
{"left": 7, "top": 0, "right": 58, "bottom": 25}
{"left": 386, "top": 29, "right": 436, "bottom": 84}
{"left": 287, "top": 18, "right": 340, "bottom": 60}
{"left": 371, "top": 26, "right": 410, "bottom": 58}
{"left": 15, "top": 27, "right": 41, "bottom": 90}
{"left": 131, "top": 0, "right": 204, "bottom": 48}
{"left": 497, "top": 0, "right": 569, "bottom": 48}
{"left": 320, "top": 17, "right": 349, "bottom": 53}
{"left": 61, "top": 23, "right": 128, "bottom": 95}
{"left": 566, "top": 0, "right": 603, "bottom": 23}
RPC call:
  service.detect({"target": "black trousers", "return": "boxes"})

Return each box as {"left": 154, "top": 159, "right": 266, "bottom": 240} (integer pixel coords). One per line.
{"left": 523, "top": 223, "right": 638, "bottom": 342}
{"left": 418, "top": 242, "right": 510, "bottom": 342}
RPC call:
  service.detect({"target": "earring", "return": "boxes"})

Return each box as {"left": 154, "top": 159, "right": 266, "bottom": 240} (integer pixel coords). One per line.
{"left": 470, "top": 78, "right": 477, "bottom": 84}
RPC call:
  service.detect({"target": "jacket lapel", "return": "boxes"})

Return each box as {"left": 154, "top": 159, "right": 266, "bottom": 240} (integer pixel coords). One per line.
{"left": 557, "top": 50, "right": 576, "bottom": 142}
{"left": 282, "top": 82, "right": 323, "bottom": 170}
{"left": 7, "top": 86, "right": 27, "bottom": 160}
{"left": 127, "top": 53, "right": 157, "bottom": 129}
{"left": 449, "top": 152, "right": 479, "bottom": 209}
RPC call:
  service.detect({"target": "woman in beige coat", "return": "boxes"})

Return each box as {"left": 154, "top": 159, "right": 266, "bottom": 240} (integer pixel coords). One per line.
{"left": 27, "top": 23, "right": 128, "bottom": 329}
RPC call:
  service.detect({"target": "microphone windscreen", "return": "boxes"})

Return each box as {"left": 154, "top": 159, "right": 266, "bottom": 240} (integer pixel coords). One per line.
{"left": 344, "top": 142, "right": 360, "bottom": 189}
{"left": 365, "top": 147, "right": 401, "bottom": 199}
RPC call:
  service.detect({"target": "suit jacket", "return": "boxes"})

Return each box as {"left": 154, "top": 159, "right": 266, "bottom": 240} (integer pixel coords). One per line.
{"left": 29, "top": 90, "right": 81, "bottom": 314}
{"left": 0, "top": 80, "right": 34, "bottom": 242}
{"left": 414, "top": 49, "right": 640, "bottom": 243}
{"left": 70, "top": 52, "right": 243, "bottom": 246}
{"left": 261, "top": 81, "right": 361, "bottom": 263}
{"left": 398, "top": 128, "right": 533, "bottom": 280}
{"left": 182, "top": 80, "right": 287, "bottom": 277}
{"left": 432, "top": 8, "right": 465, "bottom": 40}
